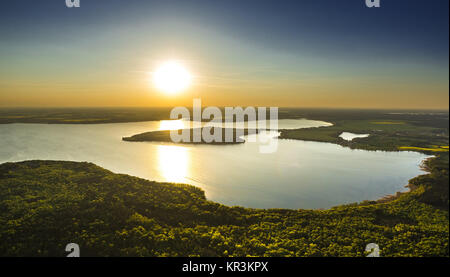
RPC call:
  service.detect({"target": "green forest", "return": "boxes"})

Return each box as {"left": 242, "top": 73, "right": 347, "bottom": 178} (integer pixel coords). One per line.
{"left": 0, "top": 157, "right": 448, "bottom": 257}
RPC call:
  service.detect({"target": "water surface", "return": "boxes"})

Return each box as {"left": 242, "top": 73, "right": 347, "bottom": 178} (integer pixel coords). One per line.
{"left": 0, "top": 119, "right": 428, "bottom": 209}
{"left": 339, "top": 132, "right": 370, "bottom": 141}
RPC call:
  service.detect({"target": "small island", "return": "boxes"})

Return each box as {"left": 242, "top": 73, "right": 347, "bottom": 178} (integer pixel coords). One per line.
{"left": 122, "top": 128, "right": 260, "bottom": 144}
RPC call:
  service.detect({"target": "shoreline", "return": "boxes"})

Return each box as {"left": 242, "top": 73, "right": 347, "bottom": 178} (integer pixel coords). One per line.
{"left": 375, "top": 155, "right": 437, "bottom": 204}
{"left": 0, "top": 118, "right": 446, "bottom": 211}
{"left": 0, "top": 155, "right": 434, "bottom": 211}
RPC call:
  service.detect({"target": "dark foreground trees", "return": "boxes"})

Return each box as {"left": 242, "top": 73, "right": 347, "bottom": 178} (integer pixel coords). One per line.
{"left": 0, "top": 159, "right": 448, "bottom": 257}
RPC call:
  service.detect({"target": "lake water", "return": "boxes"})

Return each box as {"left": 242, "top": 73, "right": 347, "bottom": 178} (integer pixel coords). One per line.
{"left": 0, "top": 119, "right": 429, "bottom": 209}
{"left": 339, "top": 132, "right": 370, "bottom": 141}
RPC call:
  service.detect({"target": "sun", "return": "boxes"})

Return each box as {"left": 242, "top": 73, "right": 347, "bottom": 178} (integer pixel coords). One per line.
{"left": 152, "top": 61, "right": 192, "bottom": 94}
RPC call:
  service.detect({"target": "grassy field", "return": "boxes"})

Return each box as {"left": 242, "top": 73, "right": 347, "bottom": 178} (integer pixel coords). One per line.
{"left": 398, "top": 146, "right": 449, "bottom": 152}
{"left": 279, "top": 118, "right": 449, "bottom": 153}
{"left": 0, "top": 108, "right": 172, "bottom": 124}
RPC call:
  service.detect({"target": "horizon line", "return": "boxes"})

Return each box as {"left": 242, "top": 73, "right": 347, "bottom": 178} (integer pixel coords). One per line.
{"left": 0, "top": 106, "right": 449, "bottom": 112}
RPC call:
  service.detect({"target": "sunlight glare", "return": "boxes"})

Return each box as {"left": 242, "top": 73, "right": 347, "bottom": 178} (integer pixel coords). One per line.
{"left": 152, "top": 61, "right": 192, "bottom": 94}
{"left": 157, "top": 145, "right": 189, "bottom": 183}
{"left": 159, "top": 119, "right": 189, "bottom": 131}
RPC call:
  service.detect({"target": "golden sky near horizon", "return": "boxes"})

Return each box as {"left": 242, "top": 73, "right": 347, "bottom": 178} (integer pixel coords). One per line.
{"left": 1, "top": 43, "right": 448, "bottom": 109}
{"left": 0, "top": 1, "right": 448, "bottom": 110}
{"left": 1, "top": 63, "right": 448, "bottom": 109}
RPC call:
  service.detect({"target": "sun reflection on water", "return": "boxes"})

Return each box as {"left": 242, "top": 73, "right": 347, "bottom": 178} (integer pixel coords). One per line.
{"left": 157, "top": 145, "right": 190, "bottom": 183}
{"left": 159, "top": 120, "right": 188, "bottom": 131}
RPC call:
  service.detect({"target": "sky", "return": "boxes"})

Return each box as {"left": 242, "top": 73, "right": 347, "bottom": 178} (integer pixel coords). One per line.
{"left": 0, "top": 0, "right": 448, "bottom": 109}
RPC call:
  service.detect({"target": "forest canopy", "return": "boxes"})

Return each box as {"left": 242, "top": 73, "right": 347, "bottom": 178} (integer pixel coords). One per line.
{"left": 0, "top": 159, "right": 448, "bottom": 257}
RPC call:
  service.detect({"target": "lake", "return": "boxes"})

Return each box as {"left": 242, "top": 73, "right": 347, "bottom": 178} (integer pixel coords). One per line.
{"left": 0, "top": 119, "right": 429, "bottom": 209}
{"left": 339, "top": 132, "right": 370, "bottom": 141}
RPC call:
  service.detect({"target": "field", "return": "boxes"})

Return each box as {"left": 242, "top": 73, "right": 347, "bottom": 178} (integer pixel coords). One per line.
{"left": 279, "top": 115, "right": 449, "bottom": 153}
{"left": 0, "top": 108, "right": 172, "bottom": 124}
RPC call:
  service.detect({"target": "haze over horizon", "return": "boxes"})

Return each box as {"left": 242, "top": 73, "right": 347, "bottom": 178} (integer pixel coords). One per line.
{"left": 1, "top": 0, "right": 448, "bottom": 109}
